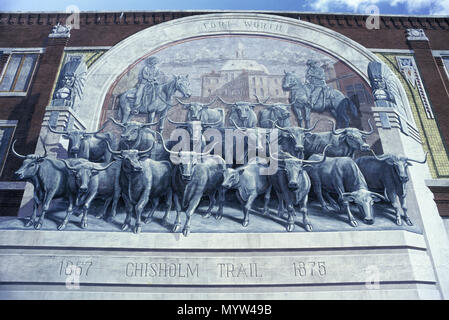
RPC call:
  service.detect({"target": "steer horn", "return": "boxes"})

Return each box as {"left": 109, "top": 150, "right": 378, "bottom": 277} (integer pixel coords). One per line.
{"left": 61, "top": 159, "right": 82, "bottom": 171}
{"left": 231, "top": 119, "right": 247, "bottom": 132}
{"left": 267, "top": 142, "right": 285, "bottom": 162}
{"left": 254, "top": 95, "right": 297, "bottom": 107}
{"left": 301, "top": 145, "right": 330, "bottom": 164}
{"left": 332, "top": 119, "right": 373, "bottom": 135}
{"left": 270, "top": 144, "right": 330, "bottom": 164}
{"left": 155, "top": 131, "right": 179, "bottom": 156}
{"left": 40, "top": 137, "right": 48, "bottom": 158}
{"left": 202, "top": 96, "right": 218, "bottom": 107}
{"left": 175, "top": 97, "right": 192, "bottom": 106}
{"left": 105, "top": 141, "right": 122, "bottom": 156}
{"left": 217, "top": 96, "right": 236, "bottom": 106}
{"left": 11, "top": 140, "right": 26, "bottom": 159}
{"left": 84, "top": 119, "right": 110, "bottom": 135}
{"left": 141, "top": 116, "right": 165, "bottom": 128}
{"left": 331, "top": 120, "right": 343, "bottom": 135}
{"left": 253, "top": 95, "right": 271, "bottom": 106}
{"left": 91, "top": 161, "right": 117, "bottom": 172}
{"left": 109, "top": 117, "right": 126, "bottom": 128}
{"left": 155, "top": 131, "right": 217, "bottom": 157}
{"left": 369, "top": 149, "right": 390, "bottom": 161}
{"left": 302, "top": 119, "right": 320, "bottom": 132}
{"left": 202, "top": 117, "right": 222, "bottom": 127}
{"left": 407, "top": 151, "right": 428, "bottom": 164}
{"left": 198, "top": 141, "right": 219, "bottom": 156}
{"left": 138, "top": 141, "right": 155, "bottom": 155}
{"left": 47, "top": 125, "right": 68, "bottom": 135}
{"left": 360, "top": 118, "right": 374, "bottom": 135}
{"left": 269, "top": 119, "right": 288, "bottom": 131}
{"left": 270, "top": 119, "right": 319, "bottom": 132}
{"left": 167, "top": 117, "right": 189, "bottom": 126}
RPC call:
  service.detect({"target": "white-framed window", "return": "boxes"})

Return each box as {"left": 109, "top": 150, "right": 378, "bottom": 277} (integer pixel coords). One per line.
{"left": 0, "top": 52, "right": 39, "bottom": 96}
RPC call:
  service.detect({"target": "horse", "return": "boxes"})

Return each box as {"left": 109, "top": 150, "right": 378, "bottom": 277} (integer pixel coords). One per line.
{"left": 282, "top": 71, "right": 358, "bottom": 129}
{"left": 117, "top": 74, "right": 191, "bottom": 131}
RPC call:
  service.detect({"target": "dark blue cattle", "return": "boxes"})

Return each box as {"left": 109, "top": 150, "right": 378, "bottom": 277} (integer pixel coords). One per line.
{"left": 159, "top": 132, "right": 225, "bottom": 237}
{"left": 12, "top": 140, "right": 81, "bottom": 230}
{"left": 106, "top": 141, "right": 173, "bottom": 234}
{"left": 222, "top": 158, "right": 272, "bottom": 227}
{"left": 48, "top": 120, "right": 114, "bottom": 163}
{"left": 304, "top": 120, "right": 374, "bottom": 159}
{"left": 306, "top": 155, "right": 385, "bottom": 227}
{"left": 61, "top": 159, "right": 121, "bottom": 225}
{"left": 269, "top": 146, "right": 329, "bottom": 232}
{"left": 356, "top": 151, "right": 427, "bottom": 226}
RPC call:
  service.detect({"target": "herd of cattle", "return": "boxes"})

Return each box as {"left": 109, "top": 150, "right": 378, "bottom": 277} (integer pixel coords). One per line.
{"left": 12, "top": 96, "right": 428, "bottom": 236}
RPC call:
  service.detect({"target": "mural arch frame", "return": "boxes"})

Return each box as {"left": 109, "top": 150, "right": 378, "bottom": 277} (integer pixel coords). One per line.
{"left": 77, "top": 13, "right": 412, "bottom": 131}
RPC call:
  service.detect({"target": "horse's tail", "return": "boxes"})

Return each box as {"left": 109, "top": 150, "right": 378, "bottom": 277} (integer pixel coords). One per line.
{"left": 347, "top": 96, "right": 359, "bottom": 118}
{"left": 335, "top": 98, "right": 354, "bottom": 129}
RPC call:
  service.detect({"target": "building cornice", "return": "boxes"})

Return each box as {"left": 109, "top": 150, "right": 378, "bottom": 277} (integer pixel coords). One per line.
{"left": 0, "top": 10, "right": 448, "bottom": 19}
{"left": 0, "top": 11, "right": 448, "bottom": 30}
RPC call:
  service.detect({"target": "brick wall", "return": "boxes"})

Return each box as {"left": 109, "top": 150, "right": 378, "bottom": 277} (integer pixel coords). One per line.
{"left": 0, "top": 11, "right": 448, "bottom": 216}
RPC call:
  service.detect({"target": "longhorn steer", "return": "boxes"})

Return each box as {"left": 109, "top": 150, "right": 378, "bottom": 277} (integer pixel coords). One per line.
{"left": 271, "top": 119, "right": 319, "bottom": 159}
{"left": 159, "top": 133, "right": 225, "bottom": 237}
{"left": 109, "top": 117, "right": 169, "bottom": 161}
{"left": 218, "top": 97, "right": 257, "bottom": 128}
{"left": 212, "top": 120, "right": 269, "bottom": 166}
{"left": 61, "top": 159, "right": 121, "bottom": 226}
{"left": 106, "top": 142, "right": 173, "bottom": 234}
{"left": 222, "top": 158, "right": 272, "bottom": 227}
{"left": 254, "top": 95, "right": 293, "bottom": 128}
{"left": 12, "top": 140, "right": 80, "bottom": 230}
{"left": 175, "top": 97, "right": 224, "bottom": 127}
{"left": 304, "top": 119, "right": 374, "bottom": 159}
{"left": 355, "top": 151, "right": 427, "bottom": 226}
{"left": 167, "top": 117, "right": 221, "bottom": 153}
{"left": 269, "top": 146, "right": 329, "bottom": 232}
{"left": 48, "top": 121, "right": 114, "bottom": 163}
{"left": 306, "top": 155, "right": 386, "bottom": 227}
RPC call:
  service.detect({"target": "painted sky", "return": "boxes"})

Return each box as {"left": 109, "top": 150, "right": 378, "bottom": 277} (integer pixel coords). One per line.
{"left": 1, "top": 0, "right": 449, "bottom": 15}
{"left": 112, "top": 36, "right": 339, "bottom": 95}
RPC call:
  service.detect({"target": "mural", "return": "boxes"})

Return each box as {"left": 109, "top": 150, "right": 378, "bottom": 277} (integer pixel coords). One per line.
{"left": 4, "top": 36, "right": 428, "bottom": 236}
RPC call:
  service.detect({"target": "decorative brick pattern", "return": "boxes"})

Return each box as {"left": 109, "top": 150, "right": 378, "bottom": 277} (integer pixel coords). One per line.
{"left": 377, "top": 53, "right": 449, "bottom": 178}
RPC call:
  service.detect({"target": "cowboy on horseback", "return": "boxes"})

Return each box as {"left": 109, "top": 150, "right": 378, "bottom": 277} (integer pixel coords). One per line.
{"left": 305, "top": 59, "right": 330, "bottom": 110}
{"left": 133, "top": 56, "right": 161, "bottom": 115}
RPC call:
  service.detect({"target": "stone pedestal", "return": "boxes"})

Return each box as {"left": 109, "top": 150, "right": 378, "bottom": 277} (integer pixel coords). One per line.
{"left": 0, "top": 229, "right": 440, "bottom": 299}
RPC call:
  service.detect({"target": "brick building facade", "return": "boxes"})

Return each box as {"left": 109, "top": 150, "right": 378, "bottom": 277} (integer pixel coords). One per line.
{"left": 1, "top": 10, "right": 448, "bottom": 217}
{"left": 1, "top": 10, "right": 449, "bottom": 299}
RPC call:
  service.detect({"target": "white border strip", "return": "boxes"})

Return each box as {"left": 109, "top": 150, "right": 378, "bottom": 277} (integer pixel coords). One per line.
{"left": 432, "top": 50, "right": 449, "bottom": 57}
{"left": 0, "top": 48, "right": 45, "bottom": 54}
{"left": 65, "top": 46, "right": 111, "bottom": 51}
{"left": 369, "top": 48, "right": 414, "bottom": 54}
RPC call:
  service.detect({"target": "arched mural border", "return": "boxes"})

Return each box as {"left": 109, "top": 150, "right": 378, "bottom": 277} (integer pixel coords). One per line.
{"left": 99, "top": 33, "right": 376, "bottom": 127}
{"left": 77, "top": 13, "right": 396, "bottom": 131}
